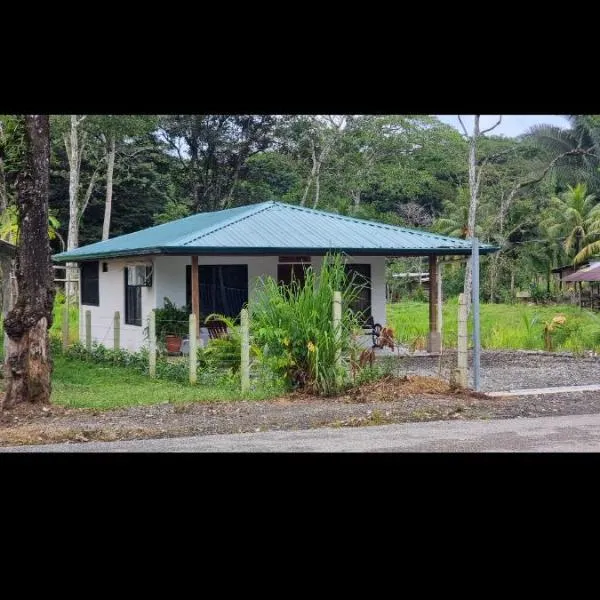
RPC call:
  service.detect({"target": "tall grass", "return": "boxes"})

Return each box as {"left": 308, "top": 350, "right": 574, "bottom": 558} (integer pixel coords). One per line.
{"left": 387, "top": 300, "right": 600, "bottom": 353}
{"left": 251, "top": 253, "right": 362, "bottom": 395}
{"left": 50, "top": 293, "right": 79, "bottom": 343}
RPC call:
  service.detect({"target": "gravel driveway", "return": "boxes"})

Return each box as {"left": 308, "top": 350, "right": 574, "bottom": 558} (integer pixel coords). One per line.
{"left": 391, "top": 350, "right": 600, "bottom": 392}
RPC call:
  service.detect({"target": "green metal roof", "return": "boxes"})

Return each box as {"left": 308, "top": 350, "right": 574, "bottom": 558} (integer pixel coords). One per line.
{"left": 53, "top": 201, "right": 498, "bottom": 262}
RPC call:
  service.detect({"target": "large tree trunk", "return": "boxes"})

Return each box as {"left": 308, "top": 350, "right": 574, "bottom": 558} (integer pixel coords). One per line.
{"left": 2, "top": 115, "right": 55, "bottom": 409}
{"left": 102, "top": 134, "right": 116, "bottom": 240}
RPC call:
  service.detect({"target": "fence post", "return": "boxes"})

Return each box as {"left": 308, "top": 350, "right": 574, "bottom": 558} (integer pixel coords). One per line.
{"left": 189, "top": 313, "right": 197, "bottom": 385}
{"left": 149, "top": 309, "right": 156, "bottom": 379}
{"left": 62, "top": 304, "right": 69, "bottom": 351}
{"left": 240, "top": 308, "right": 250, "bottom": 394}
{"left": 453, "top": 293, "right": 468, "bottom": 388}
{"left": 85, "top": 310, "right": 92, "bottom": 352}
{"left": 114, "top": 311, "right": 120, "bottom": 351}
{"left": 333, "top": 291, "right": 342, "bottom": 386}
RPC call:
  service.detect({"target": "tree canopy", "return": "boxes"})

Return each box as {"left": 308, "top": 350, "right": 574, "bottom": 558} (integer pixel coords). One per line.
{"left": 1, "top": 113, "right": 594, "bottom": 303}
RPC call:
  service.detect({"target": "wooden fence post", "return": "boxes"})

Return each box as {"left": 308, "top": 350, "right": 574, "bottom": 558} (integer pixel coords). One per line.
{"left": 85, "top": 310, "right": 91, "bottom": 352}
{"left": 114, "top": 311, "right": 120, "bottom": 351}
{"left": 149, "top": 309, "right": 156, "bottom": 379}
{"left": 240, "top": 308, "right": 250, "bottom": 394}
{"left": 453, "top": 293, "right": 468, "bottom": 388}
{"left": 189, "top": 313, "right": 197, "bottom": 385}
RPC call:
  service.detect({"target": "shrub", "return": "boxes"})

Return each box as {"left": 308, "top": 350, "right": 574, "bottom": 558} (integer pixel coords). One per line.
{"left": 57, "top": 340, "right": 240, "bottom": 388}
{"left": 198, "top": 313, "right": 242, "bottom": 372}
{"left": 153, "top": 297, "right": 190, "bottom": 339}
{"left": 251, "top": 253, "right": 362, "bottom": 395}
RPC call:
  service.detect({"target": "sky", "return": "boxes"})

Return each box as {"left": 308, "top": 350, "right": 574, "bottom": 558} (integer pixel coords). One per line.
{"left": 437, "top": 115, "right": 570, "bottom": 138}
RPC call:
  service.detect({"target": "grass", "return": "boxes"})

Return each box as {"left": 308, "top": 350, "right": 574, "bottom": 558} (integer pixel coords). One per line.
{"left": 50, "top": 300, "right": 79, "bottom": 344}
{"left": 3, "top": 297, "right": 600, "bottom": 412}
{"left": 387, "top": 300, "right": 600, "bottom": 353}
{"left": 51, "top": 354, "right": 275, "bottom": 410}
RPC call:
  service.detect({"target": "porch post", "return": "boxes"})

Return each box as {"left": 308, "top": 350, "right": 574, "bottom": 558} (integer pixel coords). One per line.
{"left": 191, "top": 255, "right": 200, "bottom": 337}
{"left": 427, "top": 255, "right": 441, "bottom": 353}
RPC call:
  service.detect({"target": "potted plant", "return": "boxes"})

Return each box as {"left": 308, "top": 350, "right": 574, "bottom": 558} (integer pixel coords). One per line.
{"left": 154, "top": 297, "right": 190, "bottom": 353}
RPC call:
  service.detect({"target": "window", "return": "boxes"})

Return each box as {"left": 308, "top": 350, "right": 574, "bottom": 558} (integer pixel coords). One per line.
{"left": 277, "top": 256, "right": 311, "bottom": 288}
{"left": 277, "top": 263, "right": 309, "bottom": 287}
{"left": 186, "top": 265, "right": 248, "bottom": 320}
{"left": 80, "top": 261, "right": 99, "bottom": 306}
{"left": 345, "top": 264, "right": 371, "bottom": 323}
{"left": 124, "top": 268, "right": 142, "bottom": 326}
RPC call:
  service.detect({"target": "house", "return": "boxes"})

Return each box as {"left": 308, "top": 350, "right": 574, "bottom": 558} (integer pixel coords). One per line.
{"left": 551, "top": 264, "right": 580, "bottom": 290}
{"left": 53, "top": 201, "right": 497, "bottom": 353}
{"left": 563, "top": 262, "right": 600, "bottom": 309}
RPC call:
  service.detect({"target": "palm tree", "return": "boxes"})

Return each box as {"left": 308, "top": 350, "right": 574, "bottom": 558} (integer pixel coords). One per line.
{"left": 541, "top": 183, "right": 600, "bottom": 265}
{"left": 526, "top": 115, "right": 600, "bottom": 192}
{"left": 433, "top": 187, "right": 484, "bottom": 239}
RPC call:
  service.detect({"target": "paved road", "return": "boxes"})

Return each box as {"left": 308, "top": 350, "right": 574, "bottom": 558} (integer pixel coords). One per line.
{"left": 4, "top": 413, "right": 600, "bottom": 452}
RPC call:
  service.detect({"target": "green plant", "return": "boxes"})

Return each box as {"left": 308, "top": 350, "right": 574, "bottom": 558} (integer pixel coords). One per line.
{"left": 528, "top": 282, "right": 558, "bottom": 305}
{"left": 251, "top": 253, "right": 362, "bottom": 395}
{"left": 411, "top": 286, "right": 428, "bottom": 303}
{"left": 153, "top": 297, "right": 190, "bottom": 339}
{"left": 198, "top": 313, "right": 242, "bottom": 372}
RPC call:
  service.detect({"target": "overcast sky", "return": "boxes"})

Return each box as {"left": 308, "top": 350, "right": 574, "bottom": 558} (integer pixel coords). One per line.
{"left": 437, "top": 115, "right": 570, "bottom": 137}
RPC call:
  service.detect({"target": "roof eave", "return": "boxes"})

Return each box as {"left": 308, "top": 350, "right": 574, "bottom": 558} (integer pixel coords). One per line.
{"left": 53, "top": 245, "right": 499, "bottom": 262}
{"left": 52, "top": 247, "right": 165, "bottom": 263}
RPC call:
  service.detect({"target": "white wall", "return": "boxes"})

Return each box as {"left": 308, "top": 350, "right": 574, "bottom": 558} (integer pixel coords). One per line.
{"left": 81, "top": 254, "right": 387, "bottom": 352}
{"left": 80, "top": 258, "right": 156, "bottom": 352}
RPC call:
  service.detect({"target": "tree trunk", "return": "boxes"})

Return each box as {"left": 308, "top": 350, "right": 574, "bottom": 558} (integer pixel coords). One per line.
{"left": 463, "top": 115, "right": 480, "bottom": 312}
{"left": 300, "top": 139, "right": 317, "bottom": 207}
{"left": 312, "top": 164, "right": 321, "bottom": 209}
{"left": 66, "top": 115, "right": 81, "bottom": 252}
{"left": 2, "top": 115, "right": 55, "bottom": 409}
{"left": 101, "top": 134, "right": 116, "bottom": 240}
{"left": 65, "top": 115, "right": 82, "bottom": 300}
{"left": 351, "top": 189, "right": 361, "bottom": 213}
{"left": 0, "top": 120, "right": 9, "bottom": 212}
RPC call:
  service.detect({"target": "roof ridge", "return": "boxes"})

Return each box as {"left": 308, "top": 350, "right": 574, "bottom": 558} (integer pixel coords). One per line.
{"left": 270, "top": 202, "right": 494, "bottom": 246}
{"left": 180, "top": 201, "right": 275, "bottom": 246}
